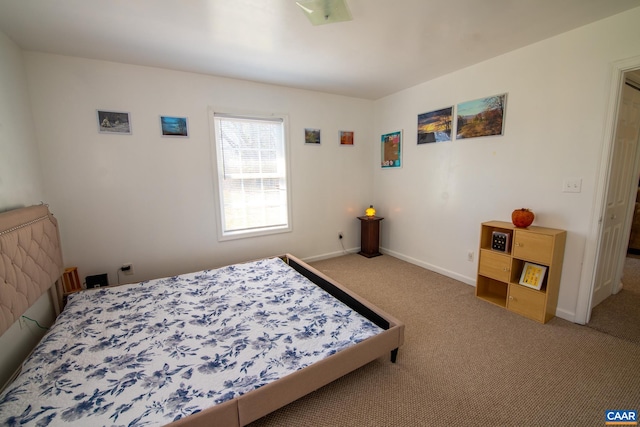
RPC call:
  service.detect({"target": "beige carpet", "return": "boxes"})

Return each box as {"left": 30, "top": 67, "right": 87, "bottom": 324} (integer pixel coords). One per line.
{"left": 588, "top": 256, "right": 640, "bottom": 346}
{"left": 249, "top": 254, "right": 640, "bottom": 427}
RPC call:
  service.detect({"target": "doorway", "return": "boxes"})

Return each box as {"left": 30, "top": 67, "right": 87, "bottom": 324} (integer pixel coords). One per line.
{"left": 624, "top": 70, "right": 640, "bottom": 262}
{"left": 587, "top": 68, "right": 640, "bottom": 333}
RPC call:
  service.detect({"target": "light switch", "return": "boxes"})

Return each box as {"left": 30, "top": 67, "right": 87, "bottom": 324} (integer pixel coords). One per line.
{"left": 562, "top": 178, "right": 582, "bottom": 193}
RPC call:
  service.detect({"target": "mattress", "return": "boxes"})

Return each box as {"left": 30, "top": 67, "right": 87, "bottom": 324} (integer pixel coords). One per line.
{"left": 0, "top": 257, "right": 384, "bottom": 426}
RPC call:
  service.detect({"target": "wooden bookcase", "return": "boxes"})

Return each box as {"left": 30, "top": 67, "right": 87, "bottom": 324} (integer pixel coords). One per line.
{"left": 476, "top": 221, "right": 566, "bottom": 323}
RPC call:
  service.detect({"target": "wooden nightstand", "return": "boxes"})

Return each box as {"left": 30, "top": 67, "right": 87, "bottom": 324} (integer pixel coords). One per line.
{"left": 357, "top": 216, "right": 384, "bottom": 258}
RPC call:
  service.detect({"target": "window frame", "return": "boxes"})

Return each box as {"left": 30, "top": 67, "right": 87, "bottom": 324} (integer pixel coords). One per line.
{"left": 210, "top": 108, "right": 293, "bottom": 241}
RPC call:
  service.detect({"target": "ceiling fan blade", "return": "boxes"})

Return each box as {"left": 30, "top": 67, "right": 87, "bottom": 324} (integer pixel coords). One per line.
{"left": 295, "top": 0, "right": 352, "bottom": 26}
{"left": 296, "top": 2, "right": 314, "bottom": 14}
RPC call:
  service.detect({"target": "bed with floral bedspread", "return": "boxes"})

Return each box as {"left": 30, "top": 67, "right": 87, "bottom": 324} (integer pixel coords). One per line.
{"left": 0, "top": 256, "right": 392, "bottom": 426}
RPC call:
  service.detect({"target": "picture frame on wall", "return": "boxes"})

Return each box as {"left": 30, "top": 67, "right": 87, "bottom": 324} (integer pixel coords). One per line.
{"left": 381, "top": 130, "right": 402, "bottom": 168}
{"left": 456, "top": 93, "right": 507, "bottom": 139}
{"left": 519, "top": 262, "right": 547, "bottom": 290}
{"left": 97, "top": 110, "right": 131, "bottom": 134}
{"left": 305, "top": 128, "right": 321, "bottom": 144}
{"left": 340, "top": 131, "right": 354, "bottom": 145}
{"left": 160, "top": 116, "right": 189, "bottom": 137}
{"left": 417, "top": 106, "right": 453, "bottom": 144}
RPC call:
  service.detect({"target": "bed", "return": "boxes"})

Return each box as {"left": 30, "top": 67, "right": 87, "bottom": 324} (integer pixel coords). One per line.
{"left": 0, "top": 205, "right": 404, "bottom": 426}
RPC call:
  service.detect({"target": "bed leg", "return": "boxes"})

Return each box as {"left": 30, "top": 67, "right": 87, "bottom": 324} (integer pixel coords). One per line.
{"left": 390, "top": 348, "right": 398, "bottom": 363}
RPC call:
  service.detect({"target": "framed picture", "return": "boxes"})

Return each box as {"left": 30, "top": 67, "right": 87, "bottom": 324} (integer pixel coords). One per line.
{"left": 97, "top": 110, "right": 131, "bottom": 134}
{"left": 340, "top": 131, "right": 354, "bottom": 145}
{"left": 305, "top": 128, "right": 321, "bottom": 144}
{"left": 418, "top": 106, "right": 453, "bottom": 144}
{"left": 456, "top": 93, "right": 507, "bottom": 139}
{"left": 491, "top": 231, "right": 511, "bottom": 252}
{"left": 519, "top": 262, "right": 547, "bottom": 290}
{"left": 381, "top": 130, "right": 402, "bottom": 168}
{"left": 160, "top": 116, "right": 189, "bottom": 137}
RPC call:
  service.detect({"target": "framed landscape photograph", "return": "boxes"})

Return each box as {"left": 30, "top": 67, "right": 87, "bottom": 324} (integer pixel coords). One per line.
{"left": 417, "top": 106, "right": 453, "bottom": 144}
{"left": 519, "top": 262, "right": 547, "bottom": 290}
{"left": 381, "top": 130, "right": 402, "bottom": 168}
{"left": 97, "top": 110, "right": 131, "bottom": 134}
{"left": 456, "top": 93, "right": 507, "bottom": 139}
{"left": 160, "top": 116, "right": 189, "bottom": 137}
{"left": 340, "top": 130, "right": 354, "bottom": 145}
{"left": 305, "top": 128, "right": 321, "bottom": 144}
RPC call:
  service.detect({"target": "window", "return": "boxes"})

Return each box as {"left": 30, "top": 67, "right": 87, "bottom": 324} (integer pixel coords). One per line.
{"left": 212, "top": 111, "right": 291, "bottom": 240}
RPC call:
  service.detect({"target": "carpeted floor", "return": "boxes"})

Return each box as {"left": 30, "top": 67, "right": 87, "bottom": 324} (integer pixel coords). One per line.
{"left": 249, "top": 254, "right": 640, "bottom": 427}
{"left": 587, "top": 256, "right": 640, "bottom": 346}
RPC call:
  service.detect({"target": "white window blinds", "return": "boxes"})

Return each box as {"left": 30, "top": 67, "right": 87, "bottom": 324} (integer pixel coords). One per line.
{"left": 213, "top": 113, "right": 290, "bottom": 238}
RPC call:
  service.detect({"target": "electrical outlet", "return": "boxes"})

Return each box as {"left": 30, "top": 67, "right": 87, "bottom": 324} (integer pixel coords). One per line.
{"left": 467, "top": 251, "right": 474, "bottom": 262}
{"left": 121, "top": 263, "right": 134, "bottom": 276}
{"left": 338, "top": 232, "right": 343, "bottom": 240}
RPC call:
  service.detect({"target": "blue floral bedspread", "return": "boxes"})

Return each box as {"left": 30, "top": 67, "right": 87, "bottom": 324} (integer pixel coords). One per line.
{"left": 0, "top": 257, "right": 383, "bottom": 426}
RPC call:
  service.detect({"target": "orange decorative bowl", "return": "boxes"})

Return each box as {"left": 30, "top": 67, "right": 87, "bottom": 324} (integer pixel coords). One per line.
{"left": 512, "top": 208, "right": 534, "bottom": 228}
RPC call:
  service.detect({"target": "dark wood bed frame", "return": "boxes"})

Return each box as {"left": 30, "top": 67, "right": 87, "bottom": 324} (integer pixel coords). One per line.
{"left": 0, "top": 205, "right": 405, "bottom": 427}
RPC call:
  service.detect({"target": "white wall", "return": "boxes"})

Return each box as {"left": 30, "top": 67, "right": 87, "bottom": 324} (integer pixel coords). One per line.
{"left": 24, "top": 54, "right": 374, "bottom": 284}
{"left": 372, "top": 7, "right": 640, "bottom": 322}
{"left": 0, "top": 32, "right": 45, "bottom": 210}
{"left": 0, "top": 31, "right": 54, "bottom": 389}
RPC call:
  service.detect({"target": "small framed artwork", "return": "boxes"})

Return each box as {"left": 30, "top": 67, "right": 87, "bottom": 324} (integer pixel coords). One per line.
{"left": 340, "top": 131, "right": 354, "bottom": 145}
{"left": 519, "top": 262, "right": 547, "bottom": 290}
{"left": 160, "top": 116, "right": 189, "bottom": 137}
{"left": 381, "top": 130, "right": 402, "bottom": 168}
{"left": 97, "top": 110, "right": 131, "bottom": 134}
{"left": 417, "top": 106, "right": 453, "bottom": 144}
{"left": 456, "top": 93, "right": 507, "bottom": 139}
{"left": 491, "top": 231, "right": 511, "bottom": 252}
{"left": 305, "top": 128, "right": 321, "bottom": 144}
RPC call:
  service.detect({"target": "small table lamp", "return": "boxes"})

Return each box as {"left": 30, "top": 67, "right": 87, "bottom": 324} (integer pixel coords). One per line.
{"left": 358, "top": 207, "right": 383, "bottom": 257}
{"left": 365, "top": 205, "right": 376, "bottom": 217}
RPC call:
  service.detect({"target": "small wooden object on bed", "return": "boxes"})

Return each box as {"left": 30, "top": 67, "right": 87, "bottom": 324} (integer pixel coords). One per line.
{"left": 62, "top": 267, "right": 82, "bottom": 293}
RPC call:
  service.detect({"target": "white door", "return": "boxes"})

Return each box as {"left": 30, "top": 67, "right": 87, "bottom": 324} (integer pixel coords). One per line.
{"left": 592, "top": 82, "right": 640, "bottom": 309}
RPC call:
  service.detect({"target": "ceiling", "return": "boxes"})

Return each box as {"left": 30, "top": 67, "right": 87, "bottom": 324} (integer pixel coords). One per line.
{"left": 1, "top": 0, "right": 639, "bottom": 100}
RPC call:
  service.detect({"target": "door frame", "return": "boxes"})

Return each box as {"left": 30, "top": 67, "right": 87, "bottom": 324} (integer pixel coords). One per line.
{"left": 575, "top": 55, "right": 640, "bottom": 324}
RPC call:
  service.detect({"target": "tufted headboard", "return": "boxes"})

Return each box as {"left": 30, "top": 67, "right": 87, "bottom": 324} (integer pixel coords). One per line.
{"left": 0, "top": 205, "right": 64, "bottom": 336}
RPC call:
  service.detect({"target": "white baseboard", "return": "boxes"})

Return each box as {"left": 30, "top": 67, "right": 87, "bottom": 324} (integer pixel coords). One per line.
{"left": 553, "top": 307, "right": 578, "bottom": 324}
{"left": 303, "top": 247, "right": 475, "bottom": 285}
{"left": 302, "top": 248, "right": 358, "bottom": 263}
{"left": 380, "top": 247, "right": 476, "bottom": 286}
